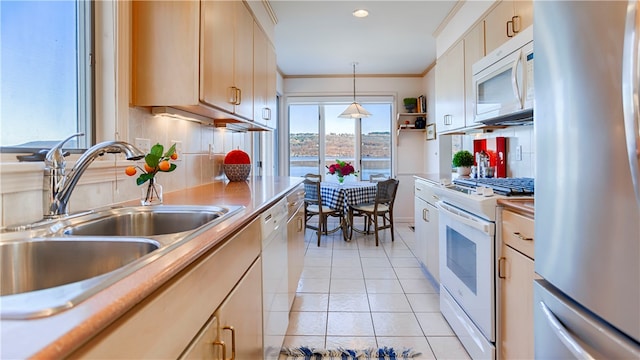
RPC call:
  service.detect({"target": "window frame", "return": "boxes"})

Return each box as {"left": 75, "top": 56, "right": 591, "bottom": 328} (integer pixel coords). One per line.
{"left": 285, "top": 95, "right": 395, "bottom": 180}
{"left": 0, "top": 0, "right": 94, "bottom": 154}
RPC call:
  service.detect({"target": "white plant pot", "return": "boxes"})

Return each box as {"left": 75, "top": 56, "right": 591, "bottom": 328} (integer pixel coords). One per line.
{"left": 457, "top": 166, "right": 471, "bottom": 176}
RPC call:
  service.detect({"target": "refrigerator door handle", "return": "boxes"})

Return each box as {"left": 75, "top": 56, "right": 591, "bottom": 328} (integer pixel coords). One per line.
{"left": 538, "top": 301, "right": 597, "bottom": 360}
{"left": 622, "top": 0, "right": 640, "bottom": 207}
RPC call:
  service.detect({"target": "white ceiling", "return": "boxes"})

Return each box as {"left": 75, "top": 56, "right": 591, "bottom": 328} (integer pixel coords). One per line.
{"left": 270, "top": 1, "right": 457, "bottom": 77}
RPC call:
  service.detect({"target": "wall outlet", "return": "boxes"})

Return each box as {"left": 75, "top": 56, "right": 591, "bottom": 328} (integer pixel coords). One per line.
{"left": 515, "top": 145, "right": 523, "bottom": 161}
{"left": 171, "top": 140, "right": 183, "bottom": 161}
{"left": 208, "top": 143, "right": 215, "bottom": 160}
{"left": 135, "top": 138, "right": 150, "bottom": 153}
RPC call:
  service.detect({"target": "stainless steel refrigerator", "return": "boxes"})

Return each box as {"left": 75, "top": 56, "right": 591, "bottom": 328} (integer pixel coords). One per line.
{"left": 534, "top": 1, "right": 640, "bottom": 358}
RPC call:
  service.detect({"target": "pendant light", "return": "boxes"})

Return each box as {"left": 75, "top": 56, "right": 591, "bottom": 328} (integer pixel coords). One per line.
{"left": 339, "top": 62, "right": 372, "bottom": 118}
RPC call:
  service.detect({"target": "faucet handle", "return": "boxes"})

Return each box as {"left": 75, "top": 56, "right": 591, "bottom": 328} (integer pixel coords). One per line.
{"left": 45, "top": 132, "right": 85, "bottom": 169}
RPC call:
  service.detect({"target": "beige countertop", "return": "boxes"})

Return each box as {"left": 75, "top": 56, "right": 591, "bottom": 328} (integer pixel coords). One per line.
{"left": 413, "top": 173, "right": 449, "bottom": 185}
{"left": 0, "top": 176, "right": 303, "bottom": 360}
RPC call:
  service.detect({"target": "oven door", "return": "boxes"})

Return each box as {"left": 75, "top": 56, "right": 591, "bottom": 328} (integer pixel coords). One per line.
{"left": 437, "top": 200, "right": 495, "bottom": 341}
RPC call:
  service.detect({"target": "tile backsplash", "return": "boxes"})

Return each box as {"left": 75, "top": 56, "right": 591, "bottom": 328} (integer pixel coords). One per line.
{"left": 462, "top": 125, "right": 535, "bottom": 178}
{"left": 0, "top": 107, "right": 251, "bottom": 228}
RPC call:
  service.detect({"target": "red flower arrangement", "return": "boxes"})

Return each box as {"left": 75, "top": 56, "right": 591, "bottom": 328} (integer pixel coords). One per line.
{"left": 326, "top": 159, "right": 358, "bottom": 183}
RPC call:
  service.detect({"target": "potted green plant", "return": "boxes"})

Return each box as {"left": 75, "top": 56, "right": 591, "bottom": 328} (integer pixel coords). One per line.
{"left": 403, "top": 97, "right": 418, "bottom": 113}
{"left": 452, "top": 150, "right": 474, "bottom": 176}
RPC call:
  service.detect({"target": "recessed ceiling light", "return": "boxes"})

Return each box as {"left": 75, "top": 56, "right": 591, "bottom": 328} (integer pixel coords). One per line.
{"left": 352, "top": 9, "right": 369, "bottom": 18}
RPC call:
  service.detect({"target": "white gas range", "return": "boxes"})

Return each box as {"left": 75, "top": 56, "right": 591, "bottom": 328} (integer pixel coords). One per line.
{"left": 433, "top": 177, "right": 534, "bottom": 360}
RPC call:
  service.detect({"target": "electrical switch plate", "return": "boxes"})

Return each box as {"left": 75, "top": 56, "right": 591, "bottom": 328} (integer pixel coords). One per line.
{"left": 171, "top": 140, "right": 182, "bottom": 161}
{"left": 208, "top": 143, "right": 214, "bottom": 160}
{"left": 135, "top": 138, "right": 150, "bottom": 153}
{"left": 515, "top": 145, "right": 523, "bottom": 161}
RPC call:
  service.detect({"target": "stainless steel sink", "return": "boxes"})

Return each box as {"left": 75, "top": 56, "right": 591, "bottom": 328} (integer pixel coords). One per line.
{"left": 61, "top": 205, "right": 229, "bottom": 237}
{"left": 1, "top": 238, "right": 160, "bottom": 296}
{"left": 0, "top": 204, "right": 244, "bottom": 319}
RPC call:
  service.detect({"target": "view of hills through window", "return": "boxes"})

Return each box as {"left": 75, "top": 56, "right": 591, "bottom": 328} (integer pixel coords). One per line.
{"left": 289, "top": 103, "right": 392, "bottom": 180}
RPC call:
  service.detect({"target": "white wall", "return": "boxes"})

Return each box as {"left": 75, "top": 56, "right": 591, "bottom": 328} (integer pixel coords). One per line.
{"left": 283, "top": 76, "right": 425, "bottom": 221}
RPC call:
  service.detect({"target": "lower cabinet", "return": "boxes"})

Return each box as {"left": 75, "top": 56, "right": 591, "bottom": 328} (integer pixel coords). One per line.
{"left": 414, "top": 179, "right": 440, "bottom": 282}
{"left": 180, "top": 258, "right": 263, "bottom": 359}
{"left": 69, "top": 218, "right": 262, "bottom": 359}
{"left": 498, "top": 208, "right": 536, "bottom": 359}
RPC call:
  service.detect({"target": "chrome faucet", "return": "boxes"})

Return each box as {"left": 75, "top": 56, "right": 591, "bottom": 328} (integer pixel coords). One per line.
{"left": 43, "top": 133, "right": 145, "bottom": 219}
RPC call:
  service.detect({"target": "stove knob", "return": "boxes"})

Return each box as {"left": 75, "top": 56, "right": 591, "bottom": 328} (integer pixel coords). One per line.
{"left": 483, "top": 188, "right": 494, "bottom": 197}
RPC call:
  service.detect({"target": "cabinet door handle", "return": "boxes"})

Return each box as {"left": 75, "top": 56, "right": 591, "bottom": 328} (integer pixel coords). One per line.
{"left": 262, "top": 107, "right": 271, "bottom": 120}
{"left": 423, "top": 208, "right": 430, "bottom": 222}
{"left": 512, "top": 232, "right": 533, "bottom": 241}
{"left": 223, "top": 326, "right": 236, "bottom": 360}
{"left": 235, "top": 88, "right": 242, "bottom": 105}
{"left": 212, "top": 340, "right": 226, "bottom": 359}
{"left": 512, "top": 15, "right": 521, "bottom": 33}
{"left": 227, "top": 87, "right": 237, "bottom": 105}
{"left": 498, "top": 257, "right": 507, "bottom": 279}
{"left": 506, "top": 19, "right": 515, "bottom": 38}
{"left": 297, "top": 216, "right": 303, "bottom": 232}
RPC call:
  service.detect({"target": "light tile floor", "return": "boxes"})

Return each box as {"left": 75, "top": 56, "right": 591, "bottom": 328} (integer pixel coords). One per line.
{"left": 282, "top": 218, "right": 471, "bottom": 360}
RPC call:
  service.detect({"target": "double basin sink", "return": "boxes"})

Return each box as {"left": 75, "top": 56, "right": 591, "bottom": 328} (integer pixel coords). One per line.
{"left": 1, "top": 205, "right": 243, "bottom": 319}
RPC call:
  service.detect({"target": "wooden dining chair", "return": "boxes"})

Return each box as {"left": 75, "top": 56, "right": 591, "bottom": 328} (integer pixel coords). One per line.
{"left": 348, "top": 178, "right": 399, "bottom": 246}
{"left": 303, "top": 174, "right": 344, "bottom": 246}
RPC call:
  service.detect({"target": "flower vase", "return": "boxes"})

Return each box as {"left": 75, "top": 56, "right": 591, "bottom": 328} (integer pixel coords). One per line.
{"left": 337, "top": 175, "right": 345, "bottom": 185}
{"left": 141, "top": 179, "right": 163, "bottom": 206}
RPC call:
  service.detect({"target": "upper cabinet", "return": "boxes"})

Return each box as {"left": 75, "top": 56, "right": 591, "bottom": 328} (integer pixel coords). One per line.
{"left": 131, "top": 1, "right": 200, "bottom": 106}
{"left": 435, "top": 40, "right": 465, "bottom": 133}
{"left": 201, "top": 0, "right": 254, "bottom": 120}
{"left": 131, "top": 0, "right": 273, "bottom": 130}
{"left": 464, "top": 22, "right": 485, "bottom": 125}
{"left": 253, "top": 22, "right": 277, "bottom": 126}
{"left": 484, "top": 0, "right": 533, "bottom": 54}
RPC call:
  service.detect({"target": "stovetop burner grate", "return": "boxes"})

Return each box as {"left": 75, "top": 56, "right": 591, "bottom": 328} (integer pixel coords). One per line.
{"left": 453, "top": 177, "right": 534, "bottom": 196}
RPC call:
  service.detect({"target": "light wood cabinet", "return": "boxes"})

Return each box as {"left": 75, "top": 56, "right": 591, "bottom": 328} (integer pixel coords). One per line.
{"left": 131, "top": 0, "right": 271, "bottom": 129}
{"left": 498, "top": 208, "right": 536, "bottom": 360}
{"left": 201, "top": 0, "right": 254, "bottom": 120}
{"left": 464, "top": 22, "right": 485, "bottom": 125}
{"left": 484, "top": 0, "right": 533, "bottom": 55}
{"left": 253, "top": 22, "right": 277, "bottom": 126}
{"left": 435, "top": 40, "right": 465, "bottom": 133}
{"left": 180, "top": 259, "right": 263, "bottom": 360}
{"left": 69, "top": 218, "right": 262, "bottom": 359}
{"left": 131, "top": 1, "right": 200, "bottom": 106}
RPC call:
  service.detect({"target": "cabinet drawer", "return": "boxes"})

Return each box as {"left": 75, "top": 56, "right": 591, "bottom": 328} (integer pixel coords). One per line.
{"left": 415, "top": 179, "right": 439, "bottom": 203}
{"left": 501, "top": 209, "right": 534, "bottom": 259}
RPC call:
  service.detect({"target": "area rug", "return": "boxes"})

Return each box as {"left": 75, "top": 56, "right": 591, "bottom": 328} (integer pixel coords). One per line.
{"left": 280, "top": 346, "right": 422, "bottom": 360}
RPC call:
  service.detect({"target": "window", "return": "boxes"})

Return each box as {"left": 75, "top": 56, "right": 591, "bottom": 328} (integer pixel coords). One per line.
{"left": 1, "top": 0, "right": 93, "bottom": 151}
{"left": 288, "top": 100, "right": 392, "bottom": 181}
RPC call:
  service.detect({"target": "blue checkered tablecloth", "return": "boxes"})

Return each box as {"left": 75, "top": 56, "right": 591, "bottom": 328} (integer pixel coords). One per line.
{"left": 317, "top": 182, "right": 378, "bottom": 214}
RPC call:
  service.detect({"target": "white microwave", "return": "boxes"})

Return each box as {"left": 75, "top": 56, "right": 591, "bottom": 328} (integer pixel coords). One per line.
{"left": 472, "top": 26, "right": 534, "bottom": 125}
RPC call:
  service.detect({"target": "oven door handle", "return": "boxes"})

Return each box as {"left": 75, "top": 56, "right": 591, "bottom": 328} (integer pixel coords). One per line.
{"left": 436, "top": 201, "right": 493, "bottom": 235}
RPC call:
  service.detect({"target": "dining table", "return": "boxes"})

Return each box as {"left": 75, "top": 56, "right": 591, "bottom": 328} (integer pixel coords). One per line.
{"left": 303, "top": 181, "right": 378, "bottom": 240}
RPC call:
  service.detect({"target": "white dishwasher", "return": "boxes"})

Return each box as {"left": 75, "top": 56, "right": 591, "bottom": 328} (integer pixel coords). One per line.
{"left": 261, "top": 198, "right": 288, "bottom": 360}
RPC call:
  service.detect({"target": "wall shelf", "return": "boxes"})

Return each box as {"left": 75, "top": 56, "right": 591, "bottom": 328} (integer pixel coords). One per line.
{"left": 396, "top": 113, "right": 428, "bottom": 140}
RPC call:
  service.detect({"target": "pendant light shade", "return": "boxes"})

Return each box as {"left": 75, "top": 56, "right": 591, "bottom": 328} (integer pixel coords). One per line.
{"left": 339, "top": 62, "right": 372, "bottom": 118}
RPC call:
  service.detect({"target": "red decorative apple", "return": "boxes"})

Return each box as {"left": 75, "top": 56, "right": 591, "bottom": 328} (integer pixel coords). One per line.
{"left": 224, "top": 149, "right": 251, "bottom": 181}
